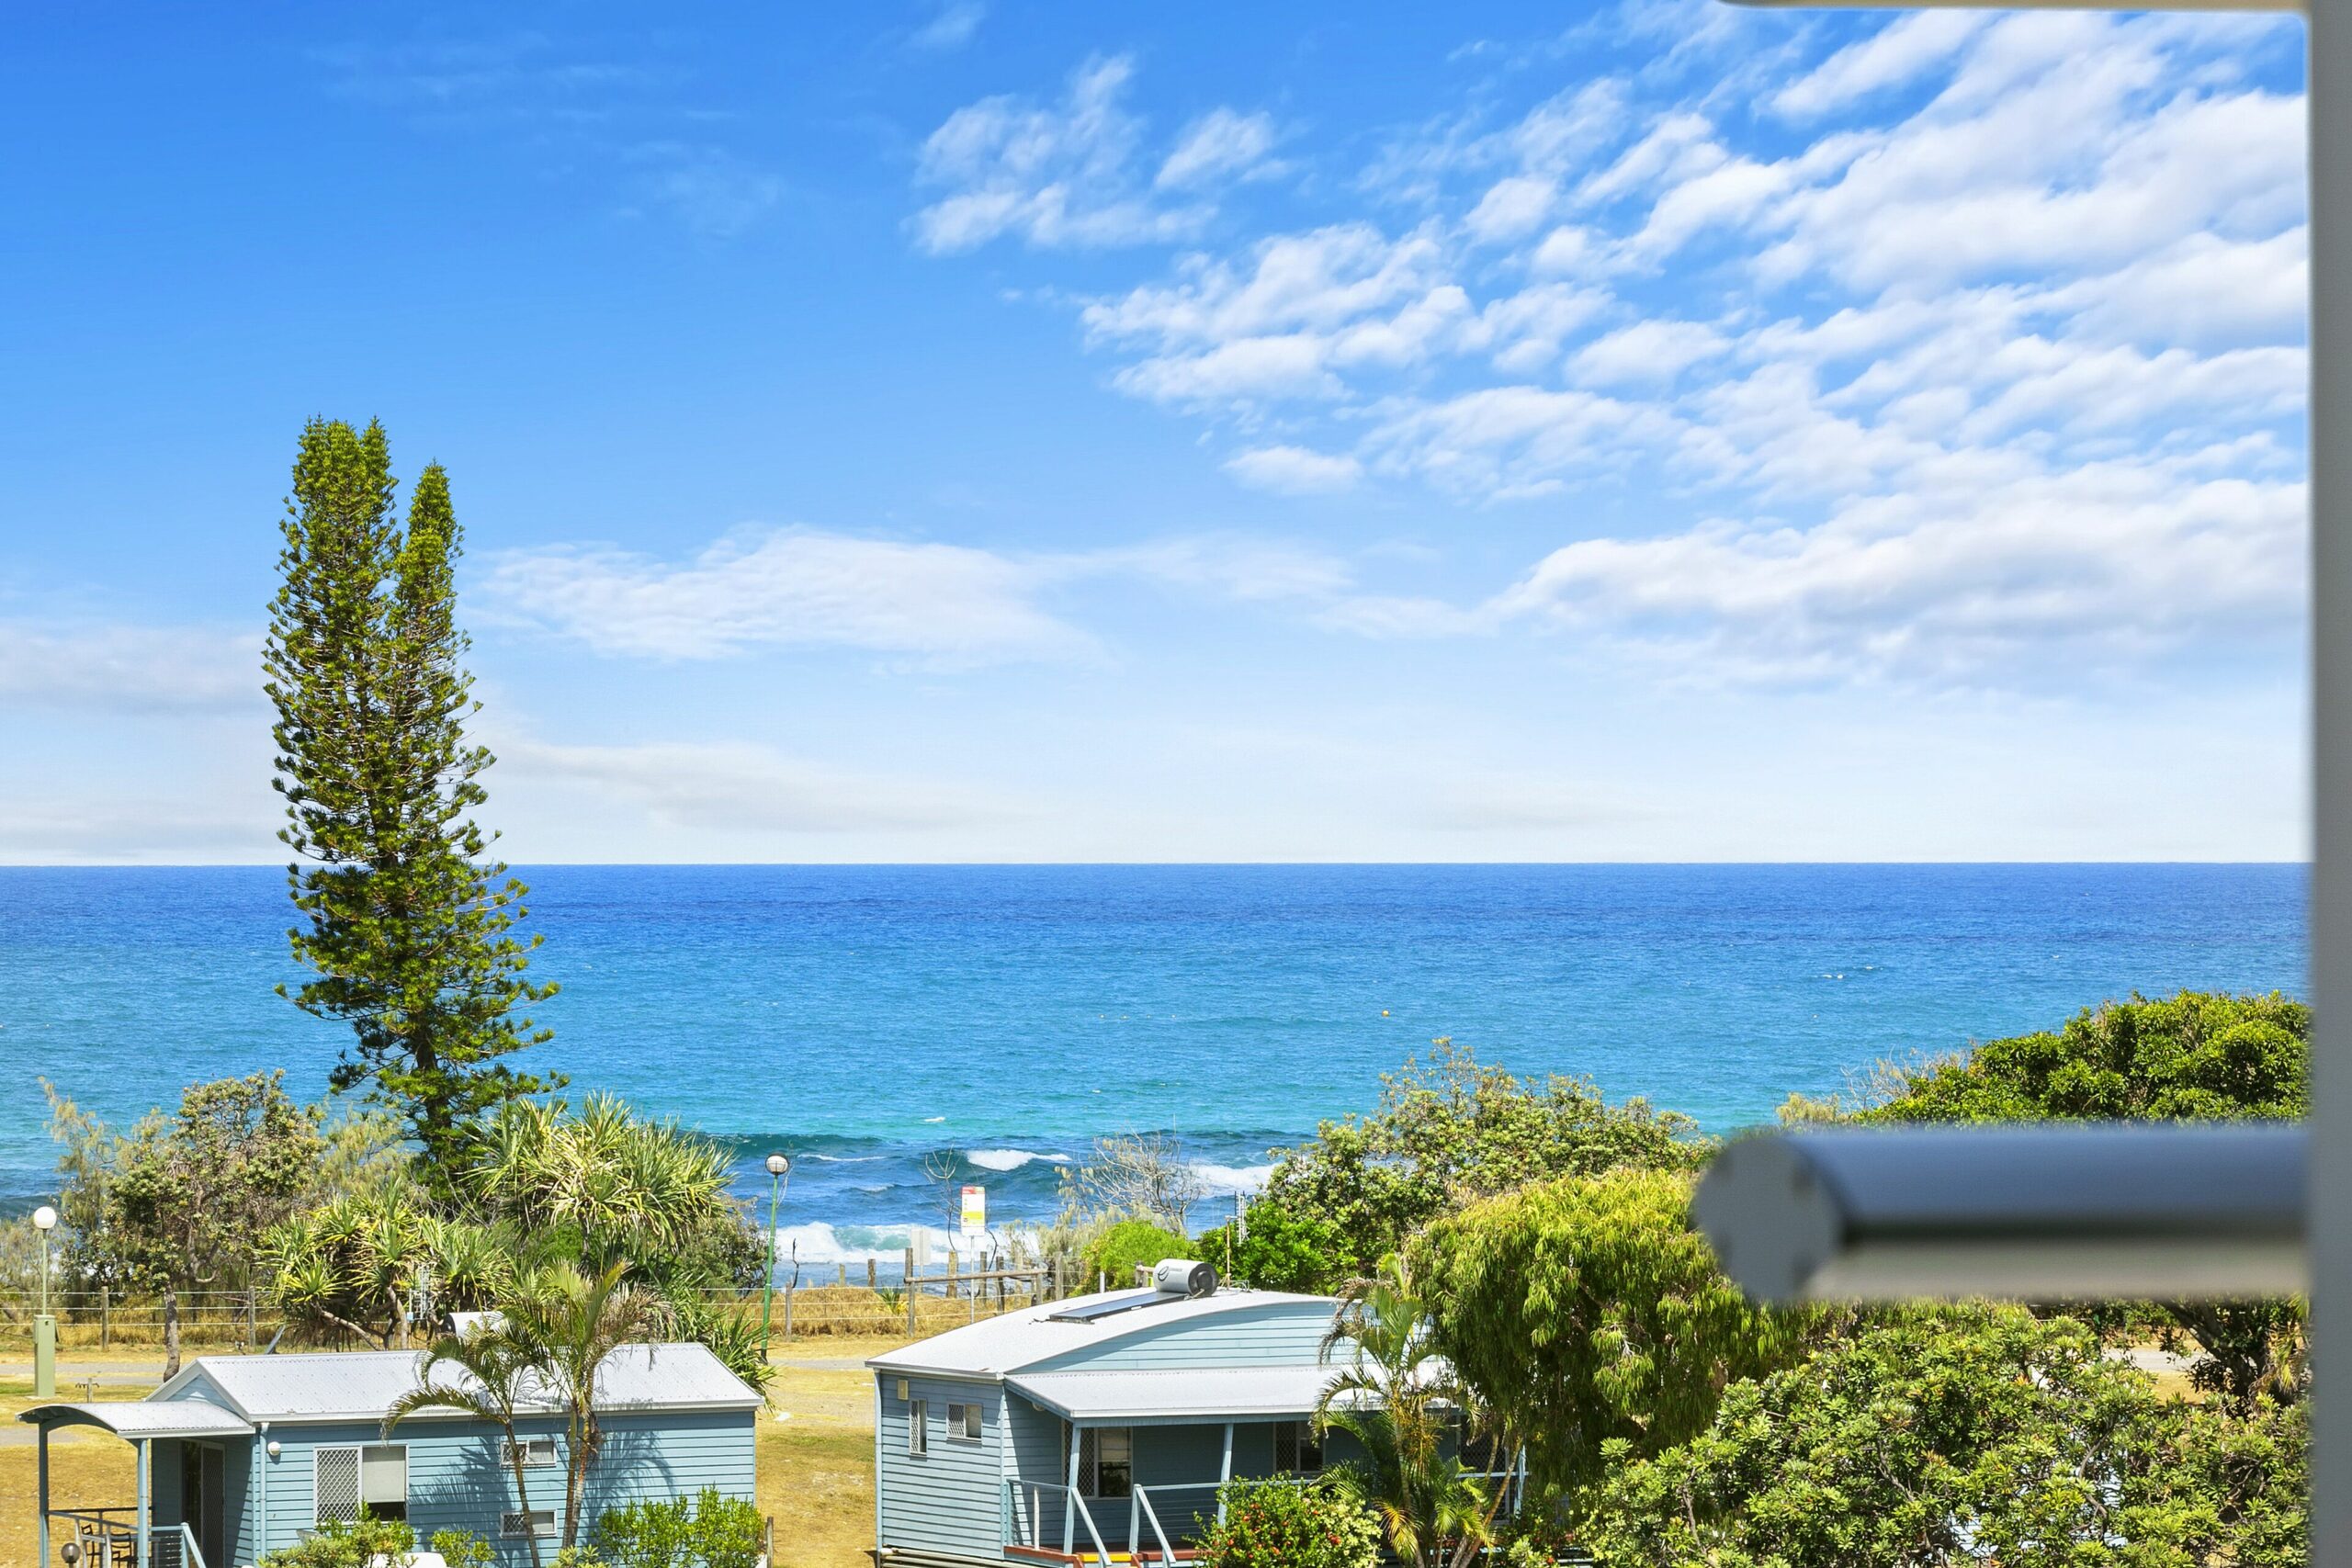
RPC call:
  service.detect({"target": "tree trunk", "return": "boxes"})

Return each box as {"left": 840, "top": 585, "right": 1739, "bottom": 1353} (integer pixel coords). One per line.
{"left": 563, "top": 1445, "right": 587, "bottom": 1550}
{"left": 504, "top": 1429, "right": 545, "bottom": 1568}
{"left": 163, "top": 1284, "right": 182, "bottom": 1378}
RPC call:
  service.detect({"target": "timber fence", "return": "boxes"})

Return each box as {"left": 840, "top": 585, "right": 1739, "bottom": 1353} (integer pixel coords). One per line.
{"left": 0, "top": 1256, "right": 1092, "bottom": 1352}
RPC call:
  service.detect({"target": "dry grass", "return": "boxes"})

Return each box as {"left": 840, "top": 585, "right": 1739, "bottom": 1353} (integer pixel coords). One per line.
{"left": 1, "top": 1427, "right": 138, "bottom": 1568}
{"left": 761, "top": 1358, "right": 883, "bottom": 1568}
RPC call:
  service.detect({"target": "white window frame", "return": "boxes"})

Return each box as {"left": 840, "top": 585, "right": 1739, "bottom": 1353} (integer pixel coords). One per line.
{"left": 502, "top": 1509, "right": 558, "bottom": 1539}
{"left": 505, "top": 1436, "right": 560, "bottom": 1469}
{"left": 909, "top": 1397, "right": 929, "bottom": 1456}
{"left": 944, "top": 1401, "right": 983, "bottom": 1442}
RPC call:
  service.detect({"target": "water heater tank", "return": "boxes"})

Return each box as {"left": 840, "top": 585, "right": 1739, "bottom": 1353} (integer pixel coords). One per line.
{"left": 1152, "top": 1258, "right": 1217, "bottom": 1297}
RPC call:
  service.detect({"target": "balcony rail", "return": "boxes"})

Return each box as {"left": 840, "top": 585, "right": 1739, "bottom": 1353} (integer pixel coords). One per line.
{"left": 1003, "top": 1467, "right": 1528, "bottom": 1567}
{"left": 47, "top": 1510, "right": 205, "bottom": 1568}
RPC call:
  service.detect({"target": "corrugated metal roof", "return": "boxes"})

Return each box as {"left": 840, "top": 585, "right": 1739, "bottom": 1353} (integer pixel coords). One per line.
{"left": 865, "top": 1288, "right": 1338, "bottom": 1379}
{"left": 1004, "top": 1366, "right": 1351, "bottom": 1422}
{"left": 153, "top": 1342, "right": 759, "bottom": 1423}
{"left": 18, "top": 1402, "right": 255, "bottom": 1439}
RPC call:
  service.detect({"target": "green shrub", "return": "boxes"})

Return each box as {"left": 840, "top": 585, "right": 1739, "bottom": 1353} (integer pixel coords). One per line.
{"left": 429, "top": 1531, "right": 496, "bottom": 1568}
{"left": 590, "top": 1488, "right": 764, "bottom": 1568}
{"left": 1198, "top": 1478, "right": 1381, "bottom": 1568}
{"left": 1080, "top": 1218, "right": 1193, "bottom": 1291}
{"left": 258, "top": 1514, "right": 416, "bottom": 1568}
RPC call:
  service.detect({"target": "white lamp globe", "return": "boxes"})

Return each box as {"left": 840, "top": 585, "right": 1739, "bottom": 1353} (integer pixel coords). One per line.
{"left": 765, "top": 1154, "right": 791, "bottom": 1177}
{"left": 31, "top": 1205, "right": 57, "bottom": 1232}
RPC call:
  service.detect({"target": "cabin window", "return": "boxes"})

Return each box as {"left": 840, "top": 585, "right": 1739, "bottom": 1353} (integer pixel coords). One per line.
{"left": 506, "top": 1437, "right": 560, "bottom": 1468}
{"left": 909, "top": 1398, "right": 930, "bottom": 1456}
{"left": 1274, "top": 1422, "right": 1323, "bottom": 1474}
{"left": 945, "top": 1402, "right": 983, "bottom": 1441}
{"left": 1080, "top": 1427, "right": 1132, "bottom": 1498}
{"left": 314, "top": 1444, "right": 407, "bottom": 1525}
{"left": 503, "top": 1510, "right": 558, "bottom": 1538}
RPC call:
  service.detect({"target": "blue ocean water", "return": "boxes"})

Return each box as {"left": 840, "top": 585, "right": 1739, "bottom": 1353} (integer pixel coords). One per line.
{"left": 0, "top": 864, "right": 2309, "bottom": 1264}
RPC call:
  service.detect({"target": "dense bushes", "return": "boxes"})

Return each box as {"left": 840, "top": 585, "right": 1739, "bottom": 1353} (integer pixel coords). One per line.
{"left": 1080, "top": 1217, "right": 1194, "bottom": 1290}
{"left": 1582, "top": 1311, "right": 2310, "bottom": 1567}
{"left": 1203, "top": 1043, "right": 1707, "bottom": 1293}
{"left": 589, "top": 1489, "right": 765, "bottom": 1568}
{"left": 1197, "top": 1478, "right": 1382, "bottom": 1568}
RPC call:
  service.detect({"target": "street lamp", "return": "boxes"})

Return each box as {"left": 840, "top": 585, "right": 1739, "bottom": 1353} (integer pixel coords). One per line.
{"left": 759, "top": 1154, "right": 792, "bottom": 1352}
{"left": 31, "top": 1203, "right": 57, "bottom": 1399}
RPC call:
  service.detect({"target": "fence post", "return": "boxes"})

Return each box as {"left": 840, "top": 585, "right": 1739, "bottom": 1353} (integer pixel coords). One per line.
{"left": 783, "top": 1286, "right": 794, "bottom": 1344}
{"left": 867, "top": 1258, "right": 877, "bottom": 1289}
{"left": 100, "top": 1287, "right": 110, "bottom": 1349}
{"left": 245, "top": 1290, "right": 257, "bottom": 1350}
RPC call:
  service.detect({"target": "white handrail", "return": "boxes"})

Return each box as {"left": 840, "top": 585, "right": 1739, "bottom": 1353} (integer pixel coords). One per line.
{"left": 1132, "top": 1484, "right": 1179, "bottom": 1566}
{"left": 1005, "top": 1477, "right": 1115, "bottom": 1564}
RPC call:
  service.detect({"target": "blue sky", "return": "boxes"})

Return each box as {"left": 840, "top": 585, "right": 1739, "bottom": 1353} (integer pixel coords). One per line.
{"left": 0, "top": 1, "right": 2312, "bottom": 862}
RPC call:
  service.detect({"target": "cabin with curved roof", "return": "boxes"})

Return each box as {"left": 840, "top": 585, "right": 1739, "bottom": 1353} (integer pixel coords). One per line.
{"left": 867, "top": 1284, "right": 1374, "bottom": 1568}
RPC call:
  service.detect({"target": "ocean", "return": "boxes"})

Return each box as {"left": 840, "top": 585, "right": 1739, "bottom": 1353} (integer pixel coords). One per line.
{"left": 0, "top": 863, "right": 2309, "bottom": 1267}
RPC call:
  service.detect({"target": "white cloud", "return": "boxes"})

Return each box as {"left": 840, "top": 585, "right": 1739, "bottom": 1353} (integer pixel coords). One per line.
{"left": 1157, "top": 108, "right": 1277, "bottom": 190}
{"left": 1568, "top": 319, "right": 1729, "bottom": 386}
{"left": 631, "top": 144, "right": 784, "bottom": 238}
{"left": 1489, "top": 452, "right": 2302, "bottom": 682}
{"left": 1224, "top": 445, "right": 1363, "bottom": 495}
{"left": 0, "top": 623, "right": 260, "bottom": 713}
{"left": 907, "top": 6, "right": 2309, "bottom": 692}
{"left": 480, "top": 528, "right": 1088, "bottom": 661}
{"left": 507, "top": 739, "right": 1020, "bottom": 830}
{"left": 911, "top": 56, "right": 1278, "bottom": 253}
{"left": 909, "top": 0, "right": 985, "bottom": 51}
{"left": 1772, "top": 13, "right": 1990, "bottom": 121}
{"left": 1464, "top": 175, "right": 1557, "bottom": 243}
{"left": 479, "top": 525, "right": 1371, "bottom": 660}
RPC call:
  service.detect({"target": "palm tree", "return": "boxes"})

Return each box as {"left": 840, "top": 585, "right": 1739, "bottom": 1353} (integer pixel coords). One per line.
{"left": 505, "top": 1258, "right": 668, "bottom": 1549}
{"left": 1316, "top": 1256, "right": 1504, "bottom": 1568}
{"left": 383, "top": 1326, "right": 548, "bottom": 1568}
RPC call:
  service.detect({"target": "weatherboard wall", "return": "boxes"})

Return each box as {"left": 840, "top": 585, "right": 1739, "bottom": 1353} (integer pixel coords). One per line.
{"left": 877, "top": 1371, "right": 1007, "bottom": 1559}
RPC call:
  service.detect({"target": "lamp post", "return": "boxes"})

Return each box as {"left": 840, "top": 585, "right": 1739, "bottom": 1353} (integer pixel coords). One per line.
{"left": 759, "top": 1154, "right": 791, "bottom": 1351}
{"left": 31, "top": 1203, "right": 57, "bottom": 1399}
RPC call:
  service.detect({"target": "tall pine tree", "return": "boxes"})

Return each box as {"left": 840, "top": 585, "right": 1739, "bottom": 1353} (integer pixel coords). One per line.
{"left": 264, "top": 418, "right": 559, "bottom": 1189}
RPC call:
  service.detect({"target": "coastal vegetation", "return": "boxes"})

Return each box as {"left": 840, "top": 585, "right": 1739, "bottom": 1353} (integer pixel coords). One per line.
{"left": 1170, "top": 998, "right": 2309, "bottom": 1564}
{"left": 264, "top": 417, "right": 560, "bottom": 1189}
{"left": 15, "top": 465, "right": 2312, "bottom": 1567}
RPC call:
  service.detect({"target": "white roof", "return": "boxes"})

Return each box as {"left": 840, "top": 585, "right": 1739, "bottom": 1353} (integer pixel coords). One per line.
{"left": 867, "top": 1288, "right": 1338, "bottom": 1379}
{"left": 19, "top": 1401, "right": 255, "bottom": 1440}
{"left": 149, "top": 1342, "right": 760, "bottom": 1423}
{"left": 1005, "top": 1366, "right": 1351, "bottom": 1423}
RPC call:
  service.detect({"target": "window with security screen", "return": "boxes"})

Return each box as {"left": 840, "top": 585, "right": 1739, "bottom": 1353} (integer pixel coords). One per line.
{"left": 1080, "top": 1427, "right": 1132, "bottom": 1498}
{"left": 1273, "top": 1421, "right": 1323, "bottom": 1474}
{"left": 314, "top": 1447, "right": 359, "bottom": 1527}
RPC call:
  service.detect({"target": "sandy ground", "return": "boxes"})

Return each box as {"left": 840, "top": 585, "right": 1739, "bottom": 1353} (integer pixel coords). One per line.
{"left": 0, "top": 1342, "right": 906, "bottom": 1568}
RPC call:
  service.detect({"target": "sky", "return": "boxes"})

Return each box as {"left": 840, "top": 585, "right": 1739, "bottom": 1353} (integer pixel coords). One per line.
{"left": 0, "top": 1, "right": 2313, "bottom": 863}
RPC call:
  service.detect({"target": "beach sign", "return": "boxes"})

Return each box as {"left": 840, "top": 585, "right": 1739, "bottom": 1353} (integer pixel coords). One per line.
{"left": 960, "top": 1184, "right": 986, "bottom": 1240}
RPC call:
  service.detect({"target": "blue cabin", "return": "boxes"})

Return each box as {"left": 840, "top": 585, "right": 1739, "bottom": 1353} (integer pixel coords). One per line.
{"left": 20, "top": 1343, "right": 761, "bottom": 1568}
{"left": 868, "top": 1278, "right": 1499, "bottom": 1568}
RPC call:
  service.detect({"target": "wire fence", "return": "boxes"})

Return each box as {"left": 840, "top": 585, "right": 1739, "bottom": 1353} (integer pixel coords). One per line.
{"left": 0, "top": 1259, "right": 1089, "bottom": 1354}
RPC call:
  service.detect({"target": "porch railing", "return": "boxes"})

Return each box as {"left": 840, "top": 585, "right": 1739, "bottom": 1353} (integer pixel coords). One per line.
{"left": 1003, "top": 1461, "right": 1529, "bottom": 1566}
{"left": 1005, "top": 1479, "right": 1114, "bottom": 1565}
{"left": 47, "top": 1511, "right": 205, "bottom": 1568}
